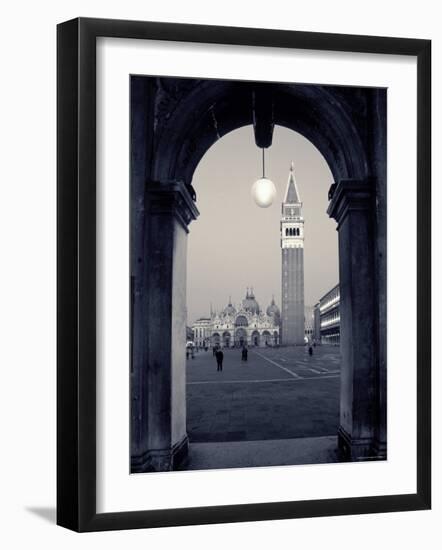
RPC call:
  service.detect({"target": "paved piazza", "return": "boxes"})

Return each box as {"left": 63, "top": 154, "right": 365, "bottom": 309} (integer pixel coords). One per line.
{"left": 186, "top": 345, "right": 341, "bottom": 443}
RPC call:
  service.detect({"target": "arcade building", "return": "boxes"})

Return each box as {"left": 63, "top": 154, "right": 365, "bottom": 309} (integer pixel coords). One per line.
{"left": 313, "top": 284, "right": 341, "bottom": 345}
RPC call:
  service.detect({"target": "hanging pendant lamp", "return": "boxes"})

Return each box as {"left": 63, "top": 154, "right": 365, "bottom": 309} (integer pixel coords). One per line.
{"left": 251, "top": 148, "right": 276, "bottom": 208}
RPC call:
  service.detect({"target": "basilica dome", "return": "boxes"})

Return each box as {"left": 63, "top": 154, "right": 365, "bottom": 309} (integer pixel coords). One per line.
{"left": 223, "top": 299, "right": 236, "bottom": 316}
{"left": 242, "top": 289, "right": 260, "bottom": 315}
{"left": 266, "top": 296, "right": 280, "bottom": 318}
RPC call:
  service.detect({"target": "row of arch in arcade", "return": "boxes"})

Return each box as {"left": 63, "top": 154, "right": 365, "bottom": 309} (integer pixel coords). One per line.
{"left": 212, "top": 329, "right": 279, "bottom": 348}
{"left": 285, "top": 227, "right": 301, "bottom": 236}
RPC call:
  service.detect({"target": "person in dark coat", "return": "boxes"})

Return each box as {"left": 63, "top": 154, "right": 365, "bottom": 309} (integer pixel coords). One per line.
{"left": 241, "top": 346, "right": 248, "bottom": 362}
{"left": 215, "top": 349, "right": 224, "bottom": 371}
{"left": 308, "top": 345, "right": 313, "bottom": 356}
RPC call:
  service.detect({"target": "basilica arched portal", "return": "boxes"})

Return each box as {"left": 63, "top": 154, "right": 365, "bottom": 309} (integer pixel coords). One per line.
{"left": 251, "top": 330, "right": 260, "bottom": 347}
{"left": 130, "top": 76, "right": 386, "bottom": 472}
{"left": 262, "top": 331, "right": 272, "bottom": 346}
{"left": 234, "top": 328, "right": 248, "bottom": 348}
{"left": 222, "top": 331, "right": 231, "bottom": 347}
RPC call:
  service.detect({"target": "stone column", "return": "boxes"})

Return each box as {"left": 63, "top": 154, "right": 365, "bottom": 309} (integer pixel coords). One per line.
{"left": 327, "top": 179, "right": 381, "bottom": 461}
{"left": 132, "top": 181, "right": 199, "bottom": 472}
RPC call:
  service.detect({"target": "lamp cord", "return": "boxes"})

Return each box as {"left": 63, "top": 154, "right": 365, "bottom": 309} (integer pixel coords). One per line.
{"left": 262, "top": 148, "right": 265, "bottom": 178}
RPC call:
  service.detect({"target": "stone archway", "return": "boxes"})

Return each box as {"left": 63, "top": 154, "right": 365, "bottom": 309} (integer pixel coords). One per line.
{"left": 235, "top": 315, "right": 249, "bottom": 327}
{"left": 262, "top": 331, "right": 272, "bottom": 346}
{"left": 234, "top": 328, "right": 248, "bottom": 348}
{"left": 251, "top": 330, "right": 260, "bottom": 347}
{"left": 222, "top": 331, "right": 232, "bottom": 348}
{"left": 130, "top": 76, "right": 386, "bottom": 471}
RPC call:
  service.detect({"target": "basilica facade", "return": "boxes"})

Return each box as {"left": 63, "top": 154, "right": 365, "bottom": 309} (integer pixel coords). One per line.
{"left": 192, "top": 289, "right": 281, "bottom": 348}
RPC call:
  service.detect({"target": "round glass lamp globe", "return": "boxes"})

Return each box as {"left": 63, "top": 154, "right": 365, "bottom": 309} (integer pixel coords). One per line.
{"left": 251, "top": 177, "right": 276, "bottom": 208}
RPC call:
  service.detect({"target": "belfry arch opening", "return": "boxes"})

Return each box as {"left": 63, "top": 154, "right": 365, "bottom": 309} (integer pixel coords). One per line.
{"left": 130, "top": 76, "right": 387, "bottom": 472}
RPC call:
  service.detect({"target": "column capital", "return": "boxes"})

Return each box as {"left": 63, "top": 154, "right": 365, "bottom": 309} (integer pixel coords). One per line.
{"left": 327, "top": 179, "right": 374, "bottom": 225}
{"left": 146, "top": 180, "right": 199, "bottom": 232}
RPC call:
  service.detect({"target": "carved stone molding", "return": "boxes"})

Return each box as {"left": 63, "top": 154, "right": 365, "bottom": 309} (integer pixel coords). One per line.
{"left": 327, "top": 179, "right": 374, "bottom": 226}
{"left": 146, "top": 180, "right": 199, "bottom": 232}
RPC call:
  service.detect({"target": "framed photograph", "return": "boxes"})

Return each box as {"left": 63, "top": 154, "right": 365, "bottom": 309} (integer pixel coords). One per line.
{"left": 57, "top": 17, "right": 431, "bottom": 531}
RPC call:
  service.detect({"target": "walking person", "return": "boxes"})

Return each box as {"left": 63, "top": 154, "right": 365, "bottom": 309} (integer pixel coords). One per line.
{"left": 308, "top": 344, "right": 313, "bottom": 356}
{"left": 215, "top": 348, "right": 224, "bottom": 372}
{"left": 241, "top": 346, "right": 248, "bottom": 362}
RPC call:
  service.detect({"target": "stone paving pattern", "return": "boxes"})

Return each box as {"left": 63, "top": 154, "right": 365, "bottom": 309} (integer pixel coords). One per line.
{"left": 186, "top": 345, "right": 341, "bottom": 443}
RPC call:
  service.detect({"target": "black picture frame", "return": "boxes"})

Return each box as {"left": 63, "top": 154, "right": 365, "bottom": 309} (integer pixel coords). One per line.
{"left": 57, "top": 17, "right": 431, "bottom": 532}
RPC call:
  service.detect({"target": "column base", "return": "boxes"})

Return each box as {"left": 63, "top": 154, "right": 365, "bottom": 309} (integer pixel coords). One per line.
{"left": 372, "top": 438, "right": 387, "bottom": 460}
{"left": 338, "top": 427, "right": 386, "bottom": 462}
{"left": 131, "top": 435, "right": 189, "bottom": 473}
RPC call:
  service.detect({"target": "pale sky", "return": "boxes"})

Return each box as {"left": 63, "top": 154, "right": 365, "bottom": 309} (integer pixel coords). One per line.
{"left": 187, "top": 125, "right": 338, "bottom": 324}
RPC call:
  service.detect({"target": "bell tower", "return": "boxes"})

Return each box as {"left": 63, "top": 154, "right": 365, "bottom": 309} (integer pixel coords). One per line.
{"left": 280, "top": 162, "right": 305, "bottom": 345}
